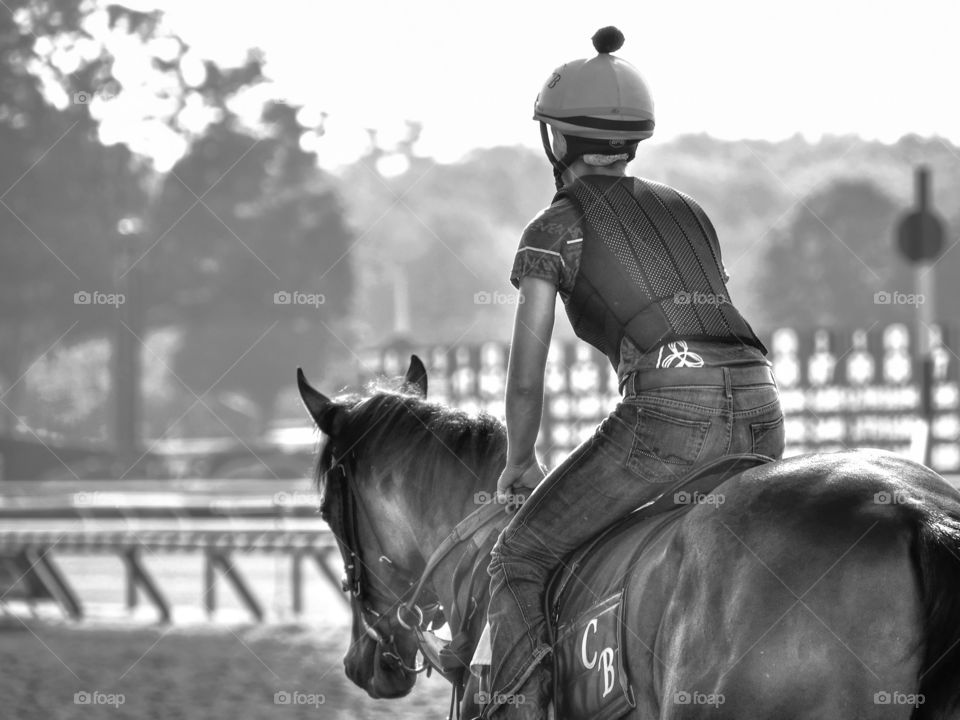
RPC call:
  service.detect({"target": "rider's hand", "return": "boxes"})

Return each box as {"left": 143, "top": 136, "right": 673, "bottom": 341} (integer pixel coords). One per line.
{"left": 496, "top": 457, "right": 547, "bottom": 505}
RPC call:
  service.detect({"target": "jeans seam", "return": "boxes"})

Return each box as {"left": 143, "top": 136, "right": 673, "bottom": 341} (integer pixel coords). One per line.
{"left": 506, "top": 439, "right": 597, "bottom": 533}
{"left": 627, "top": 395, "right": 729, "bottom": 415}
{"left": 751, "top": 415, "right": 785, "bottom": 434}
{"left": 732, "top": 398, "right": 783, "bottom": 419}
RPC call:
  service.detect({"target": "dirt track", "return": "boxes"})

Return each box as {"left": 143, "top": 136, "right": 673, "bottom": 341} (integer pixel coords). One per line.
{"left": 0, "top": 619, "right": 451, "bottom": 719}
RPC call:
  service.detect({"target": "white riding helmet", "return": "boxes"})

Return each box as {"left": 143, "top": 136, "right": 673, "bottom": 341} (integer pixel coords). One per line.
{"left": 534, "top": 26, "right": 655, "bottom": 142}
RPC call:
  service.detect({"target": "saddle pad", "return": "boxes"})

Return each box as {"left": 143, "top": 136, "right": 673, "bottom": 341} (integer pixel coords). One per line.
{"left": 545, "top": 455, "right": 772, "bottom": 720}
{"left": 546, "top": 510, "right": 687, "bottom": 720}
{"left": 553, "top": 591, "right": 633, "bottom": 720}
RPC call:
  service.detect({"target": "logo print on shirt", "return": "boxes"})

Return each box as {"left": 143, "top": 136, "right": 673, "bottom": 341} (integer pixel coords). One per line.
{"left": 656, "top": 341, "right": 704, "bottom": 369}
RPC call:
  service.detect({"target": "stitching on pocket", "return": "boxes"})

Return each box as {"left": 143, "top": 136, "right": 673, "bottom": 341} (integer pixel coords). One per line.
{"left": 625, "top": 394, "right": 726, "bottom": 415}
{"left": 628, "top": 405, "right": 710, "bottom": 472}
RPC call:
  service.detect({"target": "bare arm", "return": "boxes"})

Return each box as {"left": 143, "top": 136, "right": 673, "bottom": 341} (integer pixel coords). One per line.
{"left": 496, "top": 276, "right": 557, "bottom": 499}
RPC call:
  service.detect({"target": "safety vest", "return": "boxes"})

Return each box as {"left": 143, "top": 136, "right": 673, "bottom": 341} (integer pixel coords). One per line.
{"left": 559, "top": 175, "right": 766, "bottom": 367}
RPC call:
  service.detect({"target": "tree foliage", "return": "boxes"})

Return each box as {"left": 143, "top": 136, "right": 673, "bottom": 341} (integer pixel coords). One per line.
{"left": 0, "top": 1, "right": 356, "bottom": 441}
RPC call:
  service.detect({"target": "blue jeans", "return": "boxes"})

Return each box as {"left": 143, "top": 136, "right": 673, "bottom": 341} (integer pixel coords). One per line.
{"left": 485, "top": 370, "right": 784, "bottom": 711}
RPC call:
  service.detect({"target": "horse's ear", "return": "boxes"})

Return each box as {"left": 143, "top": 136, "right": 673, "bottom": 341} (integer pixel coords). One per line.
{"left": 403, "top": 355, "right": 428, "bottom": 398}
{"left": 297, "top": 368, "right": 344, "bottom": 435}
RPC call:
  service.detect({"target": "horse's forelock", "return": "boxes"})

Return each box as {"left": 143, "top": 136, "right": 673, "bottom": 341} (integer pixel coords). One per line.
{"left": 311, "top": 389, "right": 506, "bottom": 504}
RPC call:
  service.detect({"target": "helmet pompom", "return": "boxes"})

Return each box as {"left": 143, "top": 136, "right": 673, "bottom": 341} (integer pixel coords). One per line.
{"left": 592, "top": 26, "right": 625, "bottom": 54}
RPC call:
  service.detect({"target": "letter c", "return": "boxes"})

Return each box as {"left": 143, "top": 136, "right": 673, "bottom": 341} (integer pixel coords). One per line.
{"left": 581, "top": 618, "right": 598, "bottom": 668}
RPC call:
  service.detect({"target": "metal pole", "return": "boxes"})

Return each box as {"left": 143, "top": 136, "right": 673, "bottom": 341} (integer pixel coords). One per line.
{"left": 113, "top": 171, "right": 163, "bottom": 475}
{"left": 114, "top": 251, "right": 141, "bottom": 472}
{"left": 394, "top": 265, "right": 411, "bottom": 336}
{"left": 914, "top": 167, "right": 936, "bottom": 466}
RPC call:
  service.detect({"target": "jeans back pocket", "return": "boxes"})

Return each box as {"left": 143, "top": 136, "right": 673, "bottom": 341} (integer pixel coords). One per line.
{"left": 626, "top": 404, "right": 711, "bottom": 482}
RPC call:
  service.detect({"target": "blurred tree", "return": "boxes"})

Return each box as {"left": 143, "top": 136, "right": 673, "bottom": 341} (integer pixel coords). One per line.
{"left": 157, "top": 103, "right": 355, "bottom": 434}
{"left": 0, "top": 2, "right": 144, "bottom": 423}
{"left": 755, "top": 179, "right": 913, "bottom": 329}
{"left": 341, "top": 143, "right": 553, "bottom": 347}
{"left": 0, "top": 1, "right": 355, "bottom": 443}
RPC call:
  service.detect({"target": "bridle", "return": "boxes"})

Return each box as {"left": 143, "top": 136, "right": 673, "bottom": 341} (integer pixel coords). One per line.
{"left": 328, "top": 455, "right": 442, "bottom": 675}
{"left": 328, "top": 452, "right": 511, "bottom": 681}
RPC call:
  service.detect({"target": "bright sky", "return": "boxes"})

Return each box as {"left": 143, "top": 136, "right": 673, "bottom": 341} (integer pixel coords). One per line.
{"left": 105, "top": 0, "right": 960, "bottom": 169}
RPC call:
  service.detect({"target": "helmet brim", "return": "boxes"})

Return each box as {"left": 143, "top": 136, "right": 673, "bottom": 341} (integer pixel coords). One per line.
{"left": 534, "top": 110, "right": 654, "bottom": 141}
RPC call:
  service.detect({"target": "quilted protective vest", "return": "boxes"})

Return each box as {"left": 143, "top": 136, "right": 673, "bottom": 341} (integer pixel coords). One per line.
{"left": 559, "top": 175, "right": 766, "bottom": 367}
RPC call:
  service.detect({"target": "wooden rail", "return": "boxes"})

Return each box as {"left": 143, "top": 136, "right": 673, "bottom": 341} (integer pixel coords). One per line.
{"left": 0, "top": 529, "right": 347, "bottom": 622}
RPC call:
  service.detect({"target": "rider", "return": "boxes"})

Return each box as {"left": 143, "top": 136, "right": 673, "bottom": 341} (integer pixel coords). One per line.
{"left": 484, "top": 27, "right": 785, "bottom": 720}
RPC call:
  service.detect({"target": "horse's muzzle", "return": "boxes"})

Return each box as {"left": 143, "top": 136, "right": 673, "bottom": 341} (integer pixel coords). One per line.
{"left": 344, "top": 635, "right": 417, "bottom": 699}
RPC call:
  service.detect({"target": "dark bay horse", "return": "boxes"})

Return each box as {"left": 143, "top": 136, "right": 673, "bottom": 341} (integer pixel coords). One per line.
{"left": 298, "top": 356, "right": 960, "bottom": 719}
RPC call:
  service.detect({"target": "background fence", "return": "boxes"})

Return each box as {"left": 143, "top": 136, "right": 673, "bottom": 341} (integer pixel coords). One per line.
{"left": 359, "top": 323, "right": 960, "bottom": 473}
{"left": 0, "top": 479, "right": 343, "bottom": 623}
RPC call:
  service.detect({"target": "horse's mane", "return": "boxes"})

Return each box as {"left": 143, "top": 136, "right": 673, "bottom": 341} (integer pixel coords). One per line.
{"left": 315, "top": 385, "right": 507, "bottom": 515}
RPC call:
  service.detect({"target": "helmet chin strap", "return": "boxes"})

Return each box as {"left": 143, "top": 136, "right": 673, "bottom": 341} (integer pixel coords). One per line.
{"left": 539, "top": 121, "right": 568, "bottom": 191}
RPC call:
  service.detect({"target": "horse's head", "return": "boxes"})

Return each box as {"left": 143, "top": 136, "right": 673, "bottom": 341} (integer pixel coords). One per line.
{"left": 296, "top": 356, "right": 437, "bottom": 698}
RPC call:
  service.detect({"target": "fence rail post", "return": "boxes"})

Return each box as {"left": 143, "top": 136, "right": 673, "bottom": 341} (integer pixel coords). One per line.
{"left": 22, "top": 547, "right": 83, "bottom": 620}
{"left": 203, "top": 549, "right": 216, "bottom": 617}
{"left": 210, "top": 552, "right": 263, "bottom": 622}
{"left": 291, "top": 550, "right": 303, "bottom": 615}
{"left": 123, "top": 547, "right": 171, "bottom": 623}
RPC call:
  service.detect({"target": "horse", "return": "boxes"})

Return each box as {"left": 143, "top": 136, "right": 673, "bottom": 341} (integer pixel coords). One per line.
{"left": 297, "top": 356, "right": 960, "bottom": 720}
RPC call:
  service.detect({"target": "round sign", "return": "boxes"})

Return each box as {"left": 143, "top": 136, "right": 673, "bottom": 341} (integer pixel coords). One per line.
{"left": 897, "top": 210, "right": 945, "bottom": 263}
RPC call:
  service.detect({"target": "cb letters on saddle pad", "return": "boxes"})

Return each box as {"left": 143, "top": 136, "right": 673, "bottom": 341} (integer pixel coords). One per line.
{"left": 553, "top": 590, "right": 634, "bottom": 720}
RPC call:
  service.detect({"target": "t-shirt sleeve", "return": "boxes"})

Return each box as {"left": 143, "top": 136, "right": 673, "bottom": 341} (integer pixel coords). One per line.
{"left": 509, "top": 201, "right": 582, "bottom": 290}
